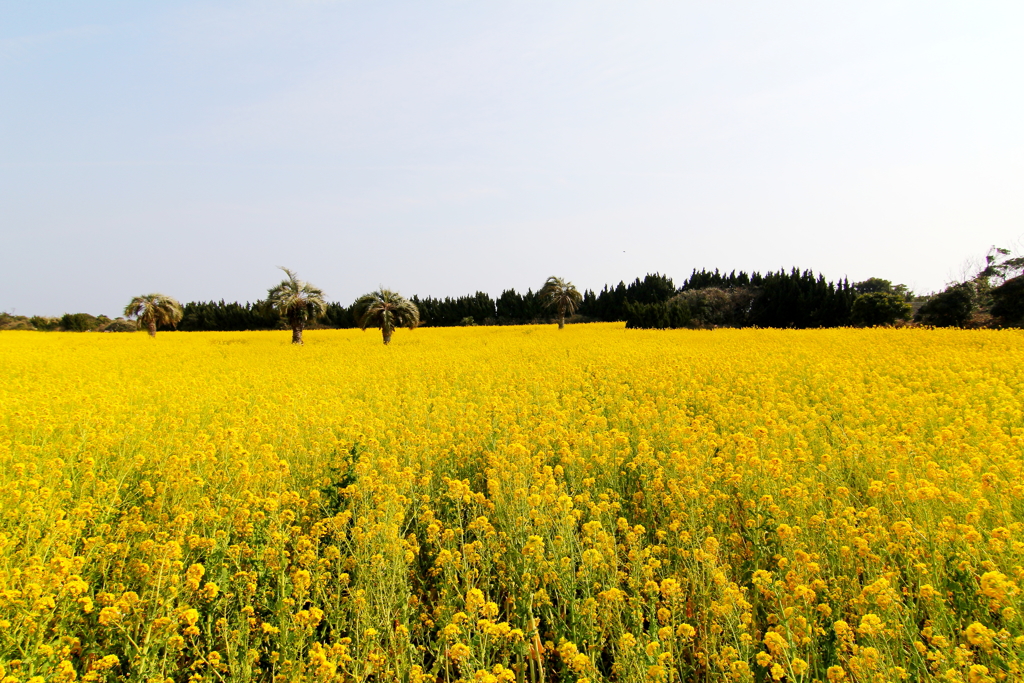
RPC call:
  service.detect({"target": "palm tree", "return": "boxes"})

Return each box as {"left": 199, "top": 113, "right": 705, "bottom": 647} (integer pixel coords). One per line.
{"left": 124, "top": 294, "right": 183, "bottom": 337}
{"left": 267, "top": 267, "right": 327, "bottom": 345}
{"left": 352, "top": 289, "right": 419, "bottom": 345}
{"left": 126, "top": 294, "right": 185, "bottom": 335}
{"left": 539, "top": 276, "right": 582, "bottom": 329}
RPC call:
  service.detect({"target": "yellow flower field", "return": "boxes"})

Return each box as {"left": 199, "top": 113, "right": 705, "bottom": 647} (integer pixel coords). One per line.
{"left": 1, "top": 324, "right": 1023, "bottom": 683}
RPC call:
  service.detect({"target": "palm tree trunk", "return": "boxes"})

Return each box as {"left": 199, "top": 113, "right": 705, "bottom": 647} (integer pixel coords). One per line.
{"left": 292, "top": 325, "right": 303, "bottom": 345}
{"left": 147, "top": 320, "right": 157, "bottom": 337}
{"left": 382, "top": 327, "right": 393, "bottom": 345}
{"left": 558, "top": 315, "right": 565, "bottom": 330}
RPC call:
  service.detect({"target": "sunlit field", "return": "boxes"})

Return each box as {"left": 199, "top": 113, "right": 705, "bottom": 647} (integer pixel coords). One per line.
{"left": 2, "top": 325, "right": 1023, "bottom": 683}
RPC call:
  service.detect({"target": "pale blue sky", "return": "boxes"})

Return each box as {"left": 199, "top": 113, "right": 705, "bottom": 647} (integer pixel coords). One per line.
{"left": 2, "top": 2, "right": 1023, "bottom": 316}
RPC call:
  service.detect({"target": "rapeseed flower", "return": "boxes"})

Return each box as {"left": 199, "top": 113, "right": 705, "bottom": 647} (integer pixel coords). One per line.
{"left": 1, "top": 325, "right": 1023, "bottom": 680}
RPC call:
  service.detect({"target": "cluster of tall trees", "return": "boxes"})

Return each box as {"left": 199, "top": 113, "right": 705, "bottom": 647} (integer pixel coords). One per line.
{"left": 617, "top": 251, "right": 1023, "bottom": 330}
{"left": 413, "top": 292, "right": 500, "bottom": 326}
{"left": 411, "top": 278, "right": 582, "bottom": 328}
{"left": 177, "top": 300, "right": 279, "bottom": 332}
{"left": 620, "top": 269, "right": 863, "bottom": 329}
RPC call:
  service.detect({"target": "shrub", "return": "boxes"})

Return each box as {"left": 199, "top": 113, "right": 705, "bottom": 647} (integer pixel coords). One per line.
{"left": 0, "top": 312, "right": 34, "bottom": 330}
{"left": 851, "top": 292, "right": 912, "bottom": 326}
{"left": 103, "top": 318, "right": 138, "bottom": 332}
{"left": 60, "top": 313, "right": 99, "bottom": 332}
{"left": 0, "top": 319, "right": 35, "bottom": 331}
{"left": 673, "top": 287, "right": 757, "bottom": 328}
{"left": 624, "top": 299, "right": 692, "bottom": 329}
{"left": 30, "top": 316, "right": 61, "bottom": 331}
{"left": 915, "top": 284, "right": 974, "bottom": 327}
{"left": 990, "top": 275, "right": 1024, "bottom": 326}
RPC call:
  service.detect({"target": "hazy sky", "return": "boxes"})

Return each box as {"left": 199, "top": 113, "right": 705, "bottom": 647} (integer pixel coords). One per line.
{"left": 3, "top": 2, "right": 1023, "bottom": 316}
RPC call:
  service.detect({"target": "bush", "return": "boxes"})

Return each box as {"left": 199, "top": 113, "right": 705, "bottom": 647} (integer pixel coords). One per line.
{"left": 0, "top": 312, "right": 34, "bottom": 330}
{"left": 30, "top": 316, "right": 61, "bottom": 331}
{"left": 102, "top": 318, "right": 138, "bottom": 332}
{"left": 990, "top": 275, "right": 1024, "bottom": 326}
{"left": 60, "top": 313, "right": 99, "bottom": 332}
{"left": 0, "top": 319, "right": 35, "bottom": 331}
{"left": 624, "top": 299, "right": 692, "bottom": 329}
{"left": 851, "top": 292, "right": 912, "bottom": 326}
{"left": 915, "top": 284, "right": 974, "bottom": 327}
{"left": 624, "top": 287, "right": 763, "bottom": 329}
{"left": 673, "top": 287, "right": 757, "bottom": 328}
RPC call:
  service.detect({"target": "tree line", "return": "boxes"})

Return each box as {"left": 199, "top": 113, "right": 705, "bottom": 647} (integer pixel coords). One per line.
{"left": 162, "top": 269, "right": 905, "bottom": 332}
{"left": 4, "top": 248, "right": 1023, "bottom": 333}
{"left": 166, "top": 255, "right": 1024, "bottom": 332}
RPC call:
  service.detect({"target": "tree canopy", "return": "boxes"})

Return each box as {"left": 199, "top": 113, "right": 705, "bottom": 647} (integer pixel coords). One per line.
{"left": 851, "top": 292, "right": 912, "bottom": 326}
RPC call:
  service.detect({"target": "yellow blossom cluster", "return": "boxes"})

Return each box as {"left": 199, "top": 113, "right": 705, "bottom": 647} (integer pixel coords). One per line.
{"left": 1, "top": 324, "right": 1023, "bottom": 681}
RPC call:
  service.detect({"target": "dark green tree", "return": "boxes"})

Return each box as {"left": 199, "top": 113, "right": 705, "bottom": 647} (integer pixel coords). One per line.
{"left": 915, "top": 284, "right": 974, "bottom": 327}
{"left": 680, "top": 268, "right": 757, "bottom": 291}
{"left": 626, "top": 273, "right": 676, "bottom": 304}
{"left": 322, "top": 302, "right": 357, "bottom": 329}
{"left": 579, "top": 282, "right": 628, "bottom": 321}
{"left": 892, "top": 284, "right": 914, "bottom": 301}
{"left": 177, "top": 300, "right": 282, "bottom": 331}
{"left": 990, "top": 275, "right": 1024, "bottom": 326}
{"left": 747, "top": 269, "right": 854, "bottom": 328}
{"left": 413, "top": 292, "right": 496, "bottom": 326}
{"left": 851, "top": 292, "right": 912, "bottom": 326}
{"left": 497, "top": 289, "right": 530, "bottom": 323}
{"left": 625, "top": 299, "right": 693, "bottom": 329}
{"left": 853, "top": 278, "right": 893, "bottom": 295}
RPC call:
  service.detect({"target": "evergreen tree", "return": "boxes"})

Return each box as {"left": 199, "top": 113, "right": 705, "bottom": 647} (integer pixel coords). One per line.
{"left": 851, "top": 292, "right": 912, "bottom": 326}
{"left": 915, "top": 284, "right": 974, "bottom": 327}
{"left": 990, "top": 275, "right": 1024, "bottom": 325}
